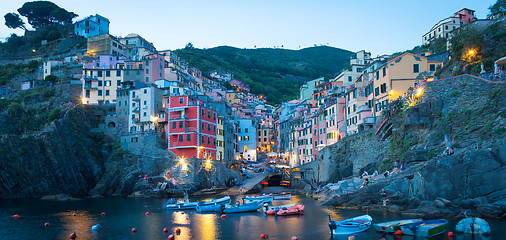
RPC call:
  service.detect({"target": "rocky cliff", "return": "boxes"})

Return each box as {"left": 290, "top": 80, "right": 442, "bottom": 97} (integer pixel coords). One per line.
{"left": 312, "top": 75, "right": 506, "bottom": 218}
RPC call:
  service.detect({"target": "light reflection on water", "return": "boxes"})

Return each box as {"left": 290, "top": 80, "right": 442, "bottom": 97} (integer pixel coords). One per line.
{"left": 0, "top": 194, "right": 503, "bottom": 240}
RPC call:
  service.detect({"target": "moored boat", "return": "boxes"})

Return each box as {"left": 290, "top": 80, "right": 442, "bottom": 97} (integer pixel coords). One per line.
{"left": 264, "top": 203, "right": 296, "bottom": 214}
{"left": 273, "top": 192, "right": 292, "bottom": 200}
{"left": 196, "top": 204, "right": 226, "bottom": 213}
{"left": 373, "top": 219, "right": 422, "bottom": 233}
{"left": 456, "top": 217, "right": 490, "bottom": 234}
{"left": 400, "top": 219, "right": 448, "bottom": 237}
{"left": 328, "top": 214, "right": 372, "bottom": 235}
{"left": 163, "top": 195, "right": 231, "bottom": 210}
{"left": 223, "top": 201, "right": 263, "bottom": 214}
{"left": 243, "top": 195, "right": 274, "bottom": 203}
{"left": 276, "top": 204, "right": 304, "bottom": 216}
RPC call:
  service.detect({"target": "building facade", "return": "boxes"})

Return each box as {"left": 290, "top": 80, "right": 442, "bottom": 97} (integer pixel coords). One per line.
{"left": 74, "top": 14, "right": 109, "bottom": 38}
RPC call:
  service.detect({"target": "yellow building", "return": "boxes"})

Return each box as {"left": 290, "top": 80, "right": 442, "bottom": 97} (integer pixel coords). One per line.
{"left": 226, "top": 90, "right": 241, "bottom": 104}
{"left": 373, "top": 53, "right": 443, "bottom": 114}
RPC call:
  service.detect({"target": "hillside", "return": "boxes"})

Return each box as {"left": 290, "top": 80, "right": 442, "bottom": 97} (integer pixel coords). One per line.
{"left": 175, "top": 46, "right": 353, "bottom": 104}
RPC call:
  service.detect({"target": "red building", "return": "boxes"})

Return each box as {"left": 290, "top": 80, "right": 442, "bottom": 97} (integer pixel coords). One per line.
{"left": 165, "top": 95, "right": 217, "bottom": 159}
{"left": 453, "top": 8, "right": 477, "bottom": 25}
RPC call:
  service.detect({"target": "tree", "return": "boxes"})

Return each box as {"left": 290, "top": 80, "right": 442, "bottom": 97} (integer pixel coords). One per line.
{"left": 44, "top": 74, "right": 57, "bottom": 83}
{"left": 185, "top": 42, "right": 194, "bottom": 49}
{"left": 4, "top": 13, "right": 26, "bottom": 31}
{"left": 17, "top": 1, "right": 77, "bottom": 29}
{"left": 489, "top": 0, "right": 506, "bottom": 17}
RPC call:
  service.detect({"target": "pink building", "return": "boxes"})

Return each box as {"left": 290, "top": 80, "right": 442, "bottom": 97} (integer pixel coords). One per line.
{"left": 144, "top": 53, "right": 167, "bottom": 84}
{"left": 454, "top": 8, "right": 477, "bottom": 25}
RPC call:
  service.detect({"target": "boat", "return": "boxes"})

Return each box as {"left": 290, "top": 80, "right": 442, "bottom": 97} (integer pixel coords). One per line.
{"left": 328, "top": 215, "right": 372, "bottom": 235}
{"left": 223, "top": 201, "right": 263, "bottom": 214}
{"left": 273, "top": 192, "right": 292, "bottom": 200}
{"left": 456, "top": 217, "right": 490, "bottom": 234}
{"left": 243, "top": 195, "right": 274, "bottom": 203}
{"left": 163, "top": 195, "right": 231, "bottom": 210}
{"left": 264, "top": 203, "right": 296, "bottom": 214}
{"left": 276, "top": 204, "right": 305, "bottom": 216}
{"left": 196, "top": 204, "right": 227, "bottom": 213}
{"left": 400, "top": 219, "right": 448, "bottom": 237}
{"left": 373, "top": 219, "right": 422, "bottom": 233}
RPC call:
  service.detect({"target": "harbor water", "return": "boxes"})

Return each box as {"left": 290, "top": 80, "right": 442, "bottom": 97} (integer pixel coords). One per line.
{"left": 1, "top": 194, "right": 504, "bottom": 240}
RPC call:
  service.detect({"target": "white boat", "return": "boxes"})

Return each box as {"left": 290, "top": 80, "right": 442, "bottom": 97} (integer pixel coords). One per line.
{"left": 263, "top": 203, "right": 296, "bottom": 212}
{"left": 273, "top": 192, "right": 292, "bottom": 200}
{"left": 163, "top": 195, "right": 231, "bottom": 210}
{"left": 243, "top": 195, "right": 274, "bottom": 203}
{"left": 373, "top": 219, "right": 422, "bottom": 233}
{"left": 328, "top": 215, "right": 372, "bottom": 235}
{"left": 400, "top": 219, "right": 448, "bottom": 237}
{"left": 456, "top": 217, "right": 490, "bottom": 234}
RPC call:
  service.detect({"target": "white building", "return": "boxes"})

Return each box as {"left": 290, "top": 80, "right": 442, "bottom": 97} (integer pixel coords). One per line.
{"left": 74, "top": 14, "right": 109, "bottom": 38}
{"left": 422, "top": 17, "right": 461, "bottom": 45}
{"left": 236, "top": 118, "right": 257, "bottom": 161}
{"left": 127, "top": 85, "right": 163, "bottom": 133}
{"left": 120, "top": 33, "right": 157, "bottom": 61}
{"left": 334, "top": 50, "right": 371, "bottom": 87}
{"left": 43, "top": 60, "right": 63, "bottom": 79}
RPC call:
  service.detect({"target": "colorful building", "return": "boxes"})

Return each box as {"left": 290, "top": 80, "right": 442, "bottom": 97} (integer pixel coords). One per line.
{"left": 74, "top": 14, "right": 109, "bottom": 38}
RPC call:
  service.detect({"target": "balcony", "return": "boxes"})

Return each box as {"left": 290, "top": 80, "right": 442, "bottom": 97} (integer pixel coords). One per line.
{"left": 83, "top": 76, "right": 98, "bottom": 81}
{"left": 363, "top": 117, "right": 375, "bottom": 125}
{"left": 83, "top": 84, "right": 97, "bottom": 89}
{"left": 357, "top": 105, "right": 371, "bottom": 113}
{"left": 168, "top": 127, "right": 198, "bottom": 134}
{"left": 171, "top": 141, "right": 197, "bottom": 148}
{"left": 132, "top": 107, "right": 140, "bottom": 113}
{"left": 169, "top": 114, "right": 187, "bottom": 120}
{"left": 132, "top": 96, "right": 140, "bottom": 102}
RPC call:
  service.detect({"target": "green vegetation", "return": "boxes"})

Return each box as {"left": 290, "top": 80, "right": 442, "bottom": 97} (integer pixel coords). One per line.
{"left": 175, "top": 45, "right": 352, "bottom": 104}
{"left": 488, "top": 0, "right": 506, "bottom": 18}
{"left": 0, "top": 61, "right": 39, "bottom": 86}
{"left": 6, "top": 1, "right": 77, "bottom": 30}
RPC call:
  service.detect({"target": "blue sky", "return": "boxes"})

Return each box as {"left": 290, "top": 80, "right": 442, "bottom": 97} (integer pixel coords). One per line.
{"left": 0, "top": 0, "right": 496, "bottom": 56}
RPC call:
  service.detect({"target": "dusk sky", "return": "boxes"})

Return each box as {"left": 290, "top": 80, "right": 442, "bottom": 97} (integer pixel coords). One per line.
{"left": 0, "top": 0, "right": 496, "bottom": 56}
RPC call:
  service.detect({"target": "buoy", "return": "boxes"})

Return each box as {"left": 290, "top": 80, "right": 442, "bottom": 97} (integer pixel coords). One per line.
{"left": 260, "top": 233, "right": 267, "bottom": 238}
{"left": 348, "top": 236, "right": 355, "bottom": 240}
{"left": 11, "top": 215, "right": 21, "bottom": 218}
{"left": 101, "top": 212, "right": 105, "bottom": 216}
{"left": 44, "top": 222, "right": 50, "bottom": 227}
{"left": 394, "top": 230, "right": 403, "bottom": 235}
{"left": 145, "top": 212, "right": 150, "bottom": 215}
{"left": 181, "top": 212, "right": 185, "bottom": 215}
{"left": 168, "top": 234, "right": 174, "bottom": 240}
{"left": 175, "top": 228, "right": 181, "bottom": 234}
{"left": 448, "top": 231, "right": 454, "bottom": 237}
{"left": 291, "top": 236, "right": 298, "bottom": 240}
{"left": 163, "top": 228, "right": 168, "bottom": 232}
{"left": 132, "top": 227, "right": 137, "bottom": 233}
{"left": 92, "top": 224, "right": 101, "bottom": 232}
{"left": 72, "top": 213, "right": 76, "bottom": 216}
{"left": 69, "top": 230, "right": 77, "bottom": 239}
{"left": 220, "top": 214, "right": 227, "bottom": 218}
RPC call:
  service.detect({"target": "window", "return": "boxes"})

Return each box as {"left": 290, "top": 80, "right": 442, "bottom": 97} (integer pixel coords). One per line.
{"left": 116, "top": 70, "right": 121, "bottom": 77}
{"left": 98, "top": 80, "right": 103, "bottom": 86}
{"left": 382, "top": 67, "right": 386, "bottom": 77}
{"left": 172, "top": 122, "right": 176, "bottom": 129}
{"left": 245, "top": 128, "right": 248, "bottom": 133}
{"left": 430, "top": 64, "right": 435, "bottom": 71}
{"left": 143, "top": 101, "right": 147, "bottom": 105}
{"left": 144, "top": 89, "right": 147, "bottom": 94}
{"left": 207, "top": 136, "right": 211, "bottom": 144}
{"left": 106, "top": 71, "right": 110, "bottom": 77}
{"left": 202, "top": 136, "right": 205, "bottom": 143}
{"left": 105, "top": 80, "right": 111, "bottom": 86}
{"left": 143, "top": 112, "right": 147, "bottom": 116}
{"left": 445, "top": 25, "right": 448, "bottom": 30}
{"left": 376, "top": 71, "right": 379, "bottom": 80}
{"left": 106, "top": 90, "right": 110, "bottom": 96}
{"left": 413, "top": 64, "right": 419, "bottom": 73}
{"left": 352, "top": 90, "right": 356, "bottom": 98}
{"left": 145, "top": 77, "right": 149, "bottom": 82}
{"left": 214, "top": 125, "right": 216, "bottom": 132}
{"left": 98, "top": 90, "right": 103, "bottom": 96}
{"left": 179, "top": 121, "right": 183, "bottom": 128}
{"left": 97, "top": 71, "right": 102, "bottom": 77}
{"left": 202, "top": 122, "right": 205, "bottom": 129}
{"left": 208, "top": 123, "right": 211, "bottom": 131}
{"left": 179, "top": 135, "right": 183, "bottom": 142}
{"left": 117, "top": 80, "right": 121, "bottom": 86}
{"left": 202, "top": 109, "right": 205, "bottom": 116}
{"left": 348, "top": 76, "right": 352, "bottom": 82}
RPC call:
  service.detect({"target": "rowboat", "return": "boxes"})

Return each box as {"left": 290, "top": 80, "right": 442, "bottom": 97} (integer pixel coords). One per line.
{"left": 273, "top": 192, "right": 291, "bottom": 200}
{"left": 163, "top": 195, "right": 231, "bottom": 210}
{"left": 223, "top": 201, "right": 263, "bottom": 214}
{"left": 276, "top": 204, "right": 304, "bottom": 216}
{"left": 456, "top": 217, "right": 490, "bottom": 234}
{"left": 373, "top": 219, "right": 422, "bottom": 233}
{"left": 196, "top": 204, "right": 226, "bottom": 213}
{"left": 243, "top": 195, "right": 274, "bottom": 203}
{"left": 400, "top": 219, "right": 448, "bottom": 237}
{"left": 328, "top": 215, "right": 372, "bottom": 235}
{"left": 263, "top": 203, "right": 296, "bottom": 213}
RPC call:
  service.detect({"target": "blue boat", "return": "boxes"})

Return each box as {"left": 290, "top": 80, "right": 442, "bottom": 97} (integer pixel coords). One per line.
{"left": 223, "top": 201, "right": 263, "bottom": 214}
{"left": 163, "top": 195, "right": 231, "bottom": 210}
{"left": 328, "top": 214, "right": 372, "bottom": 235}
{"left": 196, "top": 203, "right": 227, "bottom": 213}
{"left": 400, "top": 219, "right": 448, "bottom": 237}
{"left": 456, "top": 217, "right": 490, "bottom": 234}
{"left": 243, "top": 195, "right": 274, "bottom": 203}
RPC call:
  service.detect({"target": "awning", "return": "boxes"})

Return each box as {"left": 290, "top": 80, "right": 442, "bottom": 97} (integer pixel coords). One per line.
{"left": 496, "top": 56, "right": 506, "bottom": 65}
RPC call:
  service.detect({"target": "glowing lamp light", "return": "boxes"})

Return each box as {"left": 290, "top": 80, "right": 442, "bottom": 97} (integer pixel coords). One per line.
{"left": 179, "top": 156, "right": 186, "bottom": 165}
{"left": 415, "top": 88, "right": 424, "bottom": 98}
{"left": 81, "top": 98, "right": 87, "bottom": 104}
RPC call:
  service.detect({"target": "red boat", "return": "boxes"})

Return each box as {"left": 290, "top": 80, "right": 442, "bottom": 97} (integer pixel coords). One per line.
{"left": 276, "top": 204, "right": 304, "bottom": 216}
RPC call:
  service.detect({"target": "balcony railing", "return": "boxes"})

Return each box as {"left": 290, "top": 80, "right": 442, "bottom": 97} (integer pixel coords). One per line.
{"left": 132, "top": 107, "right": 140, "bottom": 113}
{"left": 83, "top": 84, "right": 97, "bottom": 89}
{"left": 83, "top": 76, "right": 98, "bottom": 81}
{"left": 357, "top": 105, "right": 371, "bottom": 113}
{"left": 169, "top": 114, "right": 187, "bottom": 120}
{"left": 363, "top": 117, "right": 375, "bottom": 124}
{"left": 132, "top": 96, "right": 140, "bottom": 101}
{"left": 171, "top": 142, "right": 197, "bottom": 147}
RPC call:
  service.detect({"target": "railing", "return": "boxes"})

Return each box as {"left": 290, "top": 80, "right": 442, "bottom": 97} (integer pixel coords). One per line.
{"left": 132, "top": 107, "right": 140, "bottom": 112}
{"left": 357, "top": 105, "right": 371, "bottom": 112}
{"left": 363, "top": 117, "right": 375, "bottom": 124}
{"left": 132, "top": 96, "right": 140, "bottom": 101}
{"left": 83, "top": 84, "right": 97, "bottom": 89}
{"left": 83, "top": 76, "right": 98, "bottom": 81}
{"left": 169, "top": 114, "right": 187, "bottom": 120}
{"left": 171, "top": 142, "right": 197, "bottom": 147}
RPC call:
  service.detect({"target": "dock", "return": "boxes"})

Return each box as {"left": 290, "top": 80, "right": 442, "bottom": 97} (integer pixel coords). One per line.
{"left": 224, "top": 172, "right": 267, "bottom": 195}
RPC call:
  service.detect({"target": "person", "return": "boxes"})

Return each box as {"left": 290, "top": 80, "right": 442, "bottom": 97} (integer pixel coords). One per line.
{"left": 263, "top": 202, "right": 269, "bottom": 212}
{"left": 361, "top": 171, "right": 369, "bottom": 179}
{"left": 360, "top": 178, "right": 369, "bottom": 188}
{"left": 373, "top": 169, "right": 379, "bottom": 176}
{"left": 394, "top": 160, "right": 399, "bottom": 170}
{"left": 380, "top": 188, "right": 387, "bottom": 206}
{"left": 383, "top": 170, "right": 390, "bottom": 177}
{"left": 401, "top": 164, "right": 406, "bottom": 171}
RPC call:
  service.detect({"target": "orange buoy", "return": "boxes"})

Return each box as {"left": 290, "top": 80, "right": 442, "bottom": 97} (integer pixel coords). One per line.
{"left": 11, "top": 215, "right": 21, "bottom": 218}
{"left": 72, "top": 213, "right": 76, "bottom": 216}
{"left": 175, "top": 228, "right": 181, "bottom": 234}
{"left": 181, "top": 212, "right": 185, "bottom": 214}
{"left": 44, "top": 222, "right": 50, "bottom": 227}
{"left": 101, "top": 212, "right": 105, "bottom": 216}
{"left": 393, "top": 230, "right": 403, "bottom": 235}
{"left": 260, "top": 233, "right": 267, "bottom": 238}
{"left": 163, "top": 228, "right": 168, "bottom": 232}
{"left": 145, "top": 212, "right": 150, "bottom": 215}
{"left": 448, "top": 232, "right": 454, "bottom": 237}
{"left": 291, "top": 236, "right": 298, "bottom": 240}
{"left": 132, "top": 227, "right": 137, "bottom": 233}
{"left": 220, "top": 214, "right": 227, "bottom": 218}
{"left": 168, "top": 234, "right": 174, "bottom": 240}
